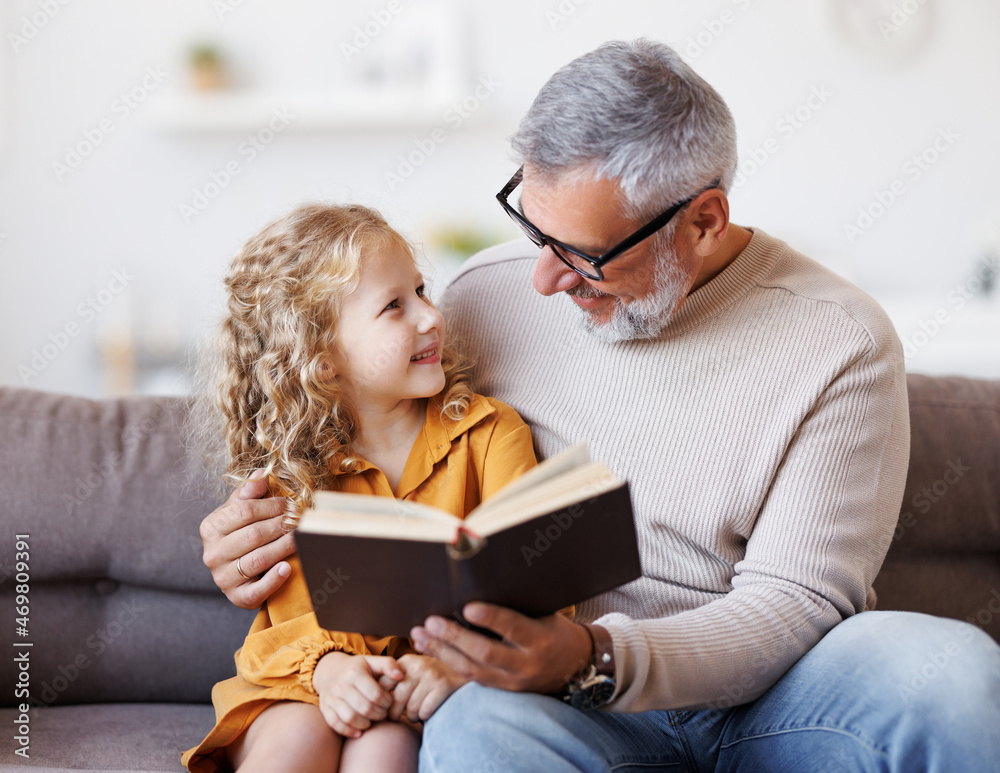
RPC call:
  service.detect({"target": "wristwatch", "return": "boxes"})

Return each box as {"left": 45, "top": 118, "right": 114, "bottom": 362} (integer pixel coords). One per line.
{"left": 564, "top": 624, "right": 616, "bottom": 710}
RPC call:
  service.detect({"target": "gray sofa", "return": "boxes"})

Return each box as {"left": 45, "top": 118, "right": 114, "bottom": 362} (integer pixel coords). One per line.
{"left": 1, "top": 374, "right": 998, "bottom": 772}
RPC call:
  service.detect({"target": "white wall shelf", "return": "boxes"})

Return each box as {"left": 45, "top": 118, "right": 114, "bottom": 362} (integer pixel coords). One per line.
{"left": 147, "top": 89, "right": 465, "bottom": 133}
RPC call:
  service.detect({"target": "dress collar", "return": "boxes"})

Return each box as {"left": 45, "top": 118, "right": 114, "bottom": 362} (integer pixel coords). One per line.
{"left": 395, "top": 393, "right": 496, "bottom": 499}
{"left": 334, "top": 393, "right": 497, "bottom": 499}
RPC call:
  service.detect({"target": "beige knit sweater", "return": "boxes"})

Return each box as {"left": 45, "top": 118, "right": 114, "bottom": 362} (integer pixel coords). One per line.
{"left": 441, "top": 229, "right": 910, "bottom": 712}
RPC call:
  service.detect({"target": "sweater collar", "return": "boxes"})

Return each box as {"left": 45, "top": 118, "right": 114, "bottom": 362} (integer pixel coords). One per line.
{"left": 651, "top": 226, "right": 785, "bottom": 339}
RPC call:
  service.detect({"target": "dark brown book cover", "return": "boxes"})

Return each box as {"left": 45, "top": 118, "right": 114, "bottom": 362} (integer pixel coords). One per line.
{"left": 296, "top": 482, "right": 640, "bottom": 638}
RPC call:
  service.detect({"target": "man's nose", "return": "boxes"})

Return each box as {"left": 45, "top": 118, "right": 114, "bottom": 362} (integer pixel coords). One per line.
{"left": 532, "top": 246, "right": 583, "bottom": 296}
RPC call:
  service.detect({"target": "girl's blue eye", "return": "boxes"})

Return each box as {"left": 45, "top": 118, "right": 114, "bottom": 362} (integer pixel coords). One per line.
{"left": 383, "top": 299, "right": 399, "bottom": 312}
{"left": 416, "top": 285, "right": 425, "bottom": 297}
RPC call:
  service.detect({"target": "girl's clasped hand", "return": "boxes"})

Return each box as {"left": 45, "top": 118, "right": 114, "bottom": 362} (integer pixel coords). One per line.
{"left": 313, "top": 652, "right": 468, "bottom": 739}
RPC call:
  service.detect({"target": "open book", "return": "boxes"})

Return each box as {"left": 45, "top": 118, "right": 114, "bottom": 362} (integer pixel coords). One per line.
{"left": 295, "top": 443, "right": 641, "bottom": 638}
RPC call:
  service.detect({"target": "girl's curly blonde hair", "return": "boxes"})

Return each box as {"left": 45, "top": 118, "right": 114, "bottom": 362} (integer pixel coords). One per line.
{"left": 192, "top": 203, "right": 472, "bottom": 524}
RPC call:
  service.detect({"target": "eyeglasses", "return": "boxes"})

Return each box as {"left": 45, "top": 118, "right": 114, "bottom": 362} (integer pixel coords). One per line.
{"left": 496, "top": 165, "right": 720, "bottom": 281}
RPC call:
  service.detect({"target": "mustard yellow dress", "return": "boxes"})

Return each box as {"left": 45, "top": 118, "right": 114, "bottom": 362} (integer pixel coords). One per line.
{"left": 183, "top": 394, "right": 538, "bottom": 772}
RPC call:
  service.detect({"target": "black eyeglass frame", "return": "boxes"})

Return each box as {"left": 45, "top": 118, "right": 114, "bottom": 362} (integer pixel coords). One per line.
{"left": 496, "top": 165, "right": 721, "bottom": 281}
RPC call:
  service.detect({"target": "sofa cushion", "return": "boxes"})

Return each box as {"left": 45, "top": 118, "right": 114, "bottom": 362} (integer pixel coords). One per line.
{"left": 873, "top": 374, "right": 1000, "bottom": 643}
{"left": 0, "top": 387, "right": 219, "bottom": 591}
{"left": 0, "top": 387, "right": 255, "bottom": 705}
{"left": 894, "top": 374, "right": 1000, "bottom": 552}
{"left": 2, "top": 703, "right": 213, "bottom": 771}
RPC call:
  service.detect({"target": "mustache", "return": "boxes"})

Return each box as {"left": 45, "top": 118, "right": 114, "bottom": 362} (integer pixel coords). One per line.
{"left": 566, "top": 283, "right": 611, "bottom": 299}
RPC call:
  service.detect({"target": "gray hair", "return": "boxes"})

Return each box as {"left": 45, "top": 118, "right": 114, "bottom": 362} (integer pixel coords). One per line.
{"left": 510, "top": 39, "right": 738, "bottom": 223}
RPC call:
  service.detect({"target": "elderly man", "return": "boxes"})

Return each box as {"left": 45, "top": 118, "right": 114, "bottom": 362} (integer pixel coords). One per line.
{"left": 200, "top": 40, "right": 1000, "bottom": 771}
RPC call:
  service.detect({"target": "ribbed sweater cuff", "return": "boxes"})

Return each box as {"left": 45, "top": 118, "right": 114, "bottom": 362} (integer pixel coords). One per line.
{"left": 593, "top": 612, "right": 648, "bottom": 710}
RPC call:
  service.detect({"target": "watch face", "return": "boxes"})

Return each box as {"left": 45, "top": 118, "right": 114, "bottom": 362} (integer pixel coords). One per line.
{"left": 570, "top": 676, "right": 616, "bottom": 711}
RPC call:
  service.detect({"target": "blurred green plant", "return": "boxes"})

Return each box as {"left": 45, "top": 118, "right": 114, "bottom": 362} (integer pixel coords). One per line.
{"left": 189, "top": 44, "right": 221, "bottom": 67}
{"left": 189, "top": 44, "right": 226, "bottom": 91}
{"left": 427, "top": 227, "right": 503, "bottom": 260}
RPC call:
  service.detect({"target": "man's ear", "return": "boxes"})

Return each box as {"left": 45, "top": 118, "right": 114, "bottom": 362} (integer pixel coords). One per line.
{"left": 686, "top": 190, "right": 731, "bottom": 257}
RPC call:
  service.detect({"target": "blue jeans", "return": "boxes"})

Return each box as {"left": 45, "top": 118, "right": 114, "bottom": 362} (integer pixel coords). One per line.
{"left": 419, "top": 612, "right": 1000, "bottom": 772}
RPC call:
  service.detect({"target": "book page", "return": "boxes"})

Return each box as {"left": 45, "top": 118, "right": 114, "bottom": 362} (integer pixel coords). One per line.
{"left": 471, "top": 460, "right": 623, "bottom": 536}
{"left": 301, "top": 491, "right": 461, "bottom": 540}
{"left": 311, "top": 491, "right": 457, "bottom": 521}
{"left": 297, "top": 510, "right": 459, "bottom": 542}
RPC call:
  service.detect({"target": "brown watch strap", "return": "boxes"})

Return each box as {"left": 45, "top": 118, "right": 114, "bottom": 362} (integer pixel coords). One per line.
{"left": 584, "top": 624, "right": 615, "bottom": 676}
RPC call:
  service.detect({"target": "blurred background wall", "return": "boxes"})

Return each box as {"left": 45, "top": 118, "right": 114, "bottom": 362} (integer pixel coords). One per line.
{"left": 1, "top": 0, "right": 998, "bottom": 398}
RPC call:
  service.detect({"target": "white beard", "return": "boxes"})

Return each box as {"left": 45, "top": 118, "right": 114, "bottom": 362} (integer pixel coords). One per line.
{"left": 569, "top": 246, "right": 691, "bottom": 343}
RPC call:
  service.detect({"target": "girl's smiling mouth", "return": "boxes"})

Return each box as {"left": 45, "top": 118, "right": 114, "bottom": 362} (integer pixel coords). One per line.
{"left": 410, "top": 344, "right": 440, "bottom": 363}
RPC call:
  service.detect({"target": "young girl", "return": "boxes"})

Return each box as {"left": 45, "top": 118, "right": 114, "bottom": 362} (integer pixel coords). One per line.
{"left": 183, "top": 204, "right": 538, "bottom": 773}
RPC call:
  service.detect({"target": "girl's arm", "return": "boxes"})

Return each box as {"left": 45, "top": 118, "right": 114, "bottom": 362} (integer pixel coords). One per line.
{"left": 236, "top": 606, "right": 412, "bottom": 738}
{"left": 234, "top": 560, "right": 405, "bottom": 699}
{"left": 237, "top": 613, "right": 377, "bottom": 692}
